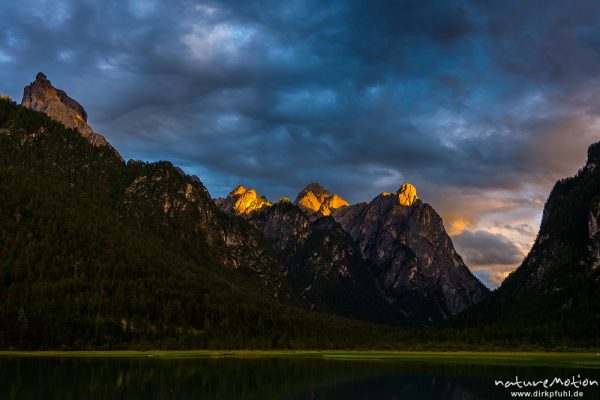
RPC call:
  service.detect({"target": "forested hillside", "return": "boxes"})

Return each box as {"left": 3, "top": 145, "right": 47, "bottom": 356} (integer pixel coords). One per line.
{"left": 0, "top": 98, "right": 402, "bottom": 349}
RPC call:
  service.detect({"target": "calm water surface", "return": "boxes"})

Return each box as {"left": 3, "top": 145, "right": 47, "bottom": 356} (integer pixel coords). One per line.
{"left": 1, "top": 356, "right": 599, "bottom": 399}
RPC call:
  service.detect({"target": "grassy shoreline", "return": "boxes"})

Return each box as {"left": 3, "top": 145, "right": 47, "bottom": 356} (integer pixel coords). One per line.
{"left": 1, "top": 350, "right": 599, "bottom": 368}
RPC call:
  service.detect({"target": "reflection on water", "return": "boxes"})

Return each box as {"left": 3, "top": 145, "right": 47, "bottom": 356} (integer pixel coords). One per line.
{"left": 0, "top": 356, "right": 599, "bottom": 399}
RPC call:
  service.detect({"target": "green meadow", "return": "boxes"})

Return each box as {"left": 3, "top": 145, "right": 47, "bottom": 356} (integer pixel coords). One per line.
{"left": 1, "top": 350, "right": 599, "bottom": 369}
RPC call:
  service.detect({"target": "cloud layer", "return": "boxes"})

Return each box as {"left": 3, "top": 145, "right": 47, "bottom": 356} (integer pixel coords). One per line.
{"left": 2, "top": 0, "right": 600, "bottom": 287}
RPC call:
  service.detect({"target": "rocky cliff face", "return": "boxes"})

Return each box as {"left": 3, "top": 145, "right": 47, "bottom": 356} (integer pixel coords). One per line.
{"left": 332, "top": 186, "right": 488, "bottom": 321}
{"left": 249, "top": 201, "right": 403, "bottom": 323}
{"left": 22, "top": 73, "right": 111, "bottom": 148}
{"left": 217, "top": 182, "right": 488, "bottom": 324}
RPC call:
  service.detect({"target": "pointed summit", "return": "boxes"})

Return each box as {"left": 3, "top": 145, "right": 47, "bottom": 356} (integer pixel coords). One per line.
{"left": 231, "top": 185, "right": 246, "bottom": 194}
{"left": 21, "top": 72, "right": 109, "bottom": 148}
{"left": 295, "top": 182, "right": 330, "bottom": 201}
{"left": 397, "top": 183, "right": 418, "bottom": 206}
{"left": 217, "top": 185, "right": 272, "bottom": 215}
{"left": 295, "top": 182, "right": 348, "bottom": 218}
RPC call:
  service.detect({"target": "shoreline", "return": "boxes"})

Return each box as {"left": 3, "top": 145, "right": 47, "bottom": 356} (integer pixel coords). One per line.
{"left": 1, "top": 350, "right": 599, "bottom": 368}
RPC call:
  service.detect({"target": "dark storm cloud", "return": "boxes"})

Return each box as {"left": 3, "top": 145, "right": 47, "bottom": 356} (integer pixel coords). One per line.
{"left": 452, "top": 228, "right": 528, "bottom": 288}
{"left": 0, "top": 1, "right": 594, "bottom": 193}
{"left": 2, "top": 0, "right": 600, "bottom": 285}
{"left": 452, "top": 230, "right": 524, "bottom": 266}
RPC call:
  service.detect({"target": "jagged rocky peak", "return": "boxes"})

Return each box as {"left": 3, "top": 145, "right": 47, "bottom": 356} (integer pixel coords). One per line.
{"left": 217, "top": 185, "right": 272, "bottom": 215}
{"left": 21, "top": 72, "right": 109, "bottom": 147}
{"left": 294, "top": 182, "right": 349, "bottom": 217}
{"left": 397, "top": 183, "right": 418, "bottom": 206}
{"left": 373, "top": 182, "right": 419, "bottom": 208}
{"left": 332, "top": 182, "right": 488, "bottom": 320}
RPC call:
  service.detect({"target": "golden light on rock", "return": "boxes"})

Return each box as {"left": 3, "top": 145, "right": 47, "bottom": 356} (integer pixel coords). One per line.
{"left": 231, "top": 185, "right": 247, "bottom": 196}
{"left": 221, "top": 181, "right": 417, "bottom": 218}
{"left": 295, "top": 183, "right": 349, "bottom": 216}
{"left": 296, "top": 191, "right": 323, "bottom": 214}
{"left": 321, "top": 194, "right": 349, "bottom": 216}
{"left": 398, "top": 183, "right": 418, "bottom": 206}
{"left": 223, "top": 185, "right": 272, "bottom": 215}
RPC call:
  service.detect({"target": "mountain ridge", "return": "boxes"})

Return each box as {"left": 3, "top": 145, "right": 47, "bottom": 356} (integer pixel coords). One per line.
{"left": 217, "top": 180, "right": 488, "bottom": 324}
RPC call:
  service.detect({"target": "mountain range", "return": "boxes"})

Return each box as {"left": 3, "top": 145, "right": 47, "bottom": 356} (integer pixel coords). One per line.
{"left": 216, "top": 181, "right": 488, "bottom": 325}
{"left": 0, "top": 73, "right": 598, "bottom": 349}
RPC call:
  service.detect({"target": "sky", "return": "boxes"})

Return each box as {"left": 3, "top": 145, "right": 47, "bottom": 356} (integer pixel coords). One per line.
{"left": 2, "top": 0, "right": 600, "bottom": 288}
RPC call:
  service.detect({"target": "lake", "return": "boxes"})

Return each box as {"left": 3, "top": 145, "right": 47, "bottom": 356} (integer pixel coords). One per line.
{"left": 1, "top": 354, "right": 599, "bottom": 399}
